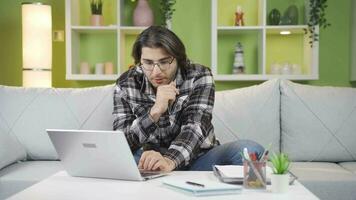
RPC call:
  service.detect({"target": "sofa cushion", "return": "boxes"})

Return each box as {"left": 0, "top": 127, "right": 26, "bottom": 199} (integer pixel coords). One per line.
{"left": 290, "top": 162, "right": 356, "bottom": 200}
{"left": 0, "top": 85, "right": 115, "bottom": 160}
{"left": 0, "top": 161, "right": 63, "bottom": 199}
{"left": 213, "top": 79, "right": 280, "bottom": 152}
{"left": 281, "top": 80, "right": 356, "bottom": 162}
{"left": 0, "top": 129, "right": 26, "bottom": 170}
{"left": 339, "top": 162, "right": 356, "bottom": 174}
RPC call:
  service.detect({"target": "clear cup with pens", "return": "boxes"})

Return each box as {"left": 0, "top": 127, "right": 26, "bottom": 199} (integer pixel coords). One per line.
{"left": 242, "top": 148, "right": 268, "bottom": 190}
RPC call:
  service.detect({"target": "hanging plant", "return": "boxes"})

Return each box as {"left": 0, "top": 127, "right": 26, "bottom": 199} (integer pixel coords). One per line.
{"left": 305, "top": 0, "right": 331, "bottom": 47}
{"left": 160, "top": 0, "right": 176, "bottom": 28}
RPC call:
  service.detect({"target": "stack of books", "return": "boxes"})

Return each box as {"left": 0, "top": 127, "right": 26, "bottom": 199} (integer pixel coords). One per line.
{"left": 213, "top": 165, "right": 297, "bottom": 185}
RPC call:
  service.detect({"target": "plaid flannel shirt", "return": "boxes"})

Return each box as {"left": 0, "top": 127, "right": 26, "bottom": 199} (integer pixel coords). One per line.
{"left": 113, "top": 63, "right": 217, "bottom": 169}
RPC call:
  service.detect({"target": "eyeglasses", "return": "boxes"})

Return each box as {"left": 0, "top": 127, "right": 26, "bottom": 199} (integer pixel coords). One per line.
{"left": 140, "top": 57, "right": 175, "bottom": 71}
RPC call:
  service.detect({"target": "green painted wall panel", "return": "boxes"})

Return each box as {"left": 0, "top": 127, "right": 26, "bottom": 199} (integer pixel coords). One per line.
{"left": 79, "top": 32, "right": 117, "bottom": 74}
{"left": 218, "top": 0, "right": 260, "bottom": 26}
{"left": 218, "top": 31, "right": 260, "bottom": 74}
{"left": 0, "top": 0, "right": 354, "bottom": 89}
{"left": 266, "top": 33, "right": 306, "bottom": 74}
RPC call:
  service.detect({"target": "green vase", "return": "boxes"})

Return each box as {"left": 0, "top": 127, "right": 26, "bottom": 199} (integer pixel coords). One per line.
{"left": 268, "top": 9, "right": 281, "bottom": 25}
{"left": 282, "top": 5, "right": 299, "bottom": 25}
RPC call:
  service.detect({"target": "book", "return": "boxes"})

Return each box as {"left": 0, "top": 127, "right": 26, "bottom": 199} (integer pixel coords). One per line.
{"left": 162, "top": 179, "right": 242, "bottom": 196}
{"left": 213, "top": 165, "right": 297, "bottom": 185}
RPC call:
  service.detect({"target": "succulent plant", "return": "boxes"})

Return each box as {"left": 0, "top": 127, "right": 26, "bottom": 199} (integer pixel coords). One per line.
{"left": 90, "top": 0, "right": 103, "bottom": 15}
{"left": 270, "top": 153, "right": 290, "bottom": 175}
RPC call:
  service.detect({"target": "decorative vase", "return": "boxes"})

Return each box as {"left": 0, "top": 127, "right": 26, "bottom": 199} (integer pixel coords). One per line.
{"left": 271, "top": 174, "right": 289, "bottom": 193}
{"left": 268, "top": 9, "right": 281, "bottom": 25}
{"left": 281, "top": 5, "right": 298, "bottom": 25}
{"left": 95, "top": 63, "right": 104, "bottom": 74}
{"left": 80, "top": 62, "right": 91, "bottom": 74}
{"left": 104, "top": 62, "right": 114, "bottom": 74}
{"left": 90, "top": 14, "right": 104, "bottom": 26}
{"left": 133, "top": 0, "right": 154, "bottom": 26}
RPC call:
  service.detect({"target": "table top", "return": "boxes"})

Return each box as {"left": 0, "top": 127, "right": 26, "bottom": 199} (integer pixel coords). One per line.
{"left": 8, "top": 171, "right": 319, "bottom": 200}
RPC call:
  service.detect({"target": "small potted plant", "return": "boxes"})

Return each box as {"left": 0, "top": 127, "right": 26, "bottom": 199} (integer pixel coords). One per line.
{"left": 90, "top": 0, "right": 103, "bottom": 26}
{"left": 270, "top": 152, "right": 291, "bottom": 193}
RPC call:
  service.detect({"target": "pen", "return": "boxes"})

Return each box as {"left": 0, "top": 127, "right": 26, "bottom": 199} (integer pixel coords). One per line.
{"left": 186, "top": 181, "right": 205, "bottom": 187}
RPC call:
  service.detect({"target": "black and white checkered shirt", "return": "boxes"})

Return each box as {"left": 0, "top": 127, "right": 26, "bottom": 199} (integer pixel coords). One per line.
{"left": 113, "top": 63, "right": 218, "bottom": 169}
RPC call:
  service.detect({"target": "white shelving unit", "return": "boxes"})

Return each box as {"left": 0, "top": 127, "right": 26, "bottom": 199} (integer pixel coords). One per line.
{"left": 65, "top": 0, "right": 148, "bottom": 80}
{"left": 211, "top": 0, "right": 319, "bottom": 81}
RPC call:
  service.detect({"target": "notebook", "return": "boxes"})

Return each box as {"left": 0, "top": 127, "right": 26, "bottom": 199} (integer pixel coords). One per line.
{"left": 162, "top": 179, "right": 242, "bottom": 196}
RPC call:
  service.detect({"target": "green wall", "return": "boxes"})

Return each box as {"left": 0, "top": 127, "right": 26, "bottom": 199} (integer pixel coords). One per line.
{"left": 0, "top": 0, "right": 355, "bottom": 90}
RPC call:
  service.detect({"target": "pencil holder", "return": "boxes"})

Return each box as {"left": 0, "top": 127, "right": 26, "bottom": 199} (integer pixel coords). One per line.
{"left": 243, "top": 160, "right": 267, "bottom": 190}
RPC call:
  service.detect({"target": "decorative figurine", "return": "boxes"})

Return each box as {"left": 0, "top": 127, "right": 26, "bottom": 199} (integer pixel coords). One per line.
{"left": 233, "top": 42, "right": 245, "bottom": 74}
{"left": 235, "top": 6, "right": 245, "bottom": 26}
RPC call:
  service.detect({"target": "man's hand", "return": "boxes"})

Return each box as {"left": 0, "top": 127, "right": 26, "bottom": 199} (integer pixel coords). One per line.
{"left": 150, "top": 81, "right": 179, "bottom": 122}
{"left": 138, "top": 150, "right": 175, "bottom": 172}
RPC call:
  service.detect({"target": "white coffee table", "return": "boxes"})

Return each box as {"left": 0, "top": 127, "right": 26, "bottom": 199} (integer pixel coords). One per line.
{"left": 7, "top": 171, "right": 319, "bottom": 200}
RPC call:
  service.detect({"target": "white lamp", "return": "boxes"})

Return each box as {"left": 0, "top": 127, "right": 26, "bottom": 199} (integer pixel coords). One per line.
{"left": 22, "top": 2, "right": 52, "bottom": 87}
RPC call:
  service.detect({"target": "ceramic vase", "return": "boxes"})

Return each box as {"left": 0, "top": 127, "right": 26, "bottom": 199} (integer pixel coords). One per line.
{"left": 90, "top": 14, "right": 104, "bottom": 26}
{"left": 271, "top": 174, "right": 289, "bottom": 193}
{"left": 133, "top": 0, "right": 154, "bottom": 26}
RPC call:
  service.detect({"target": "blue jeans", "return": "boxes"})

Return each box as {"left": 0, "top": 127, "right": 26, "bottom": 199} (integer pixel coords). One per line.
{"left": 133, "top": 139, "right": 264, "bottom": 171}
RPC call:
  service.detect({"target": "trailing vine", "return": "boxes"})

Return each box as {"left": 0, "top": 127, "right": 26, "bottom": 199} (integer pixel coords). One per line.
{"left": 160, "top": 0, "right": 176, "bottom": 28}
{"left": 305, "top": 0, "right": 331, "bottom": 46}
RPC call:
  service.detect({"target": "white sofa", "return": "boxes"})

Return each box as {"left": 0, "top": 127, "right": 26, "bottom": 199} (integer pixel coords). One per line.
{"left": 1, "top": 79, "right": 356, "bottom": 200}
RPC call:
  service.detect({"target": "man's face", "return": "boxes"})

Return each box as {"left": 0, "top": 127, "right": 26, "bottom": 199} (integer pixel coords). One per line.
{"left": 140, "top": 47, "right": 178, "bottom": 88}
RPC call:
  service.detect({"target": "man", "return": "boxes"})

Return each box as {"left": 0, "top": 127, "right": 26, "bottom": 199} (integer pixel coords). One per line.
{"left": 113, "top": 26, "right": 263, "bottom": 172}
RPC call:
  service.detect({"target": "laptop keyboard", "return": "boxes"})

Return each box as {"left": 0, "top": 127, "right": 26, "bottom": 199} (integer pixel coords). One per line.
{"left": 139, "top": 170, "right": 161, "bottom": 177}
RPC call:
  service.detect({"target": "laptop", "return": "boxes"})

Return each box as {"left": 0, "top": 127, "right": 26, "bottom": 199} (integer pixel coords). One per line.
{"left": 46, "top": 129, "right": 167, "bottom": 181}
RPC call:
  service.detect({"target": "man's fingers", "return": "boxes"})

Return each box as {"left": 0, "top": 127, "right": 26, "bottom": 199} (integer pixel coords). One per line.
{"left": 147, "top": 158, "right": 159, "bottom": 170}
{"left": 138, "top": 151, "right": 150, "bottom": 169}
{"left": 169, "top": 81, "right": 179, "bottom": 95}
{"left": 152, "top": 160, "right": 164, "bottom": 171}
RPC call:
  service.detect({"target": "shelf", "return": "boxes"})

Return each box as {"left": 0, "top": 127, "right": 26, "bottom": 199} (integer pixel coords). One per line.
{"left": 217, "top": 0, "right": 263, "bottom": 26}
{"left": 66, "top": 0, "right": 165, "bottom": 80}
{"left": 69, "top": 0, "right": 117, "bottom": 26}
{"left": 217, "top": 26, "right": 264, "bottom": 35}
{"left": 71, "top": 26, "right": 118, "bottom": 33}
{"left": 266, "top": 0, "right": 306, "bottom": 26}
{"left": 211, "top": 0, "right": 318, "bottom": 81}
{"left": 266, "top": 25, "right": 307, "bottom": 34}
{"left": 217, "top": 30, "right": 263, "bottom": 75}
{"left": 218, "top": 26, "right": 264, "bottom": 30}
{"left": 214, "top": 74, "right": 318, "bottom": 81}
{"left": 120, "top": 26, "right": 148, "bottom": 34}
{"left": 66, "top": 74, "right": 118, "bottom": 81}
